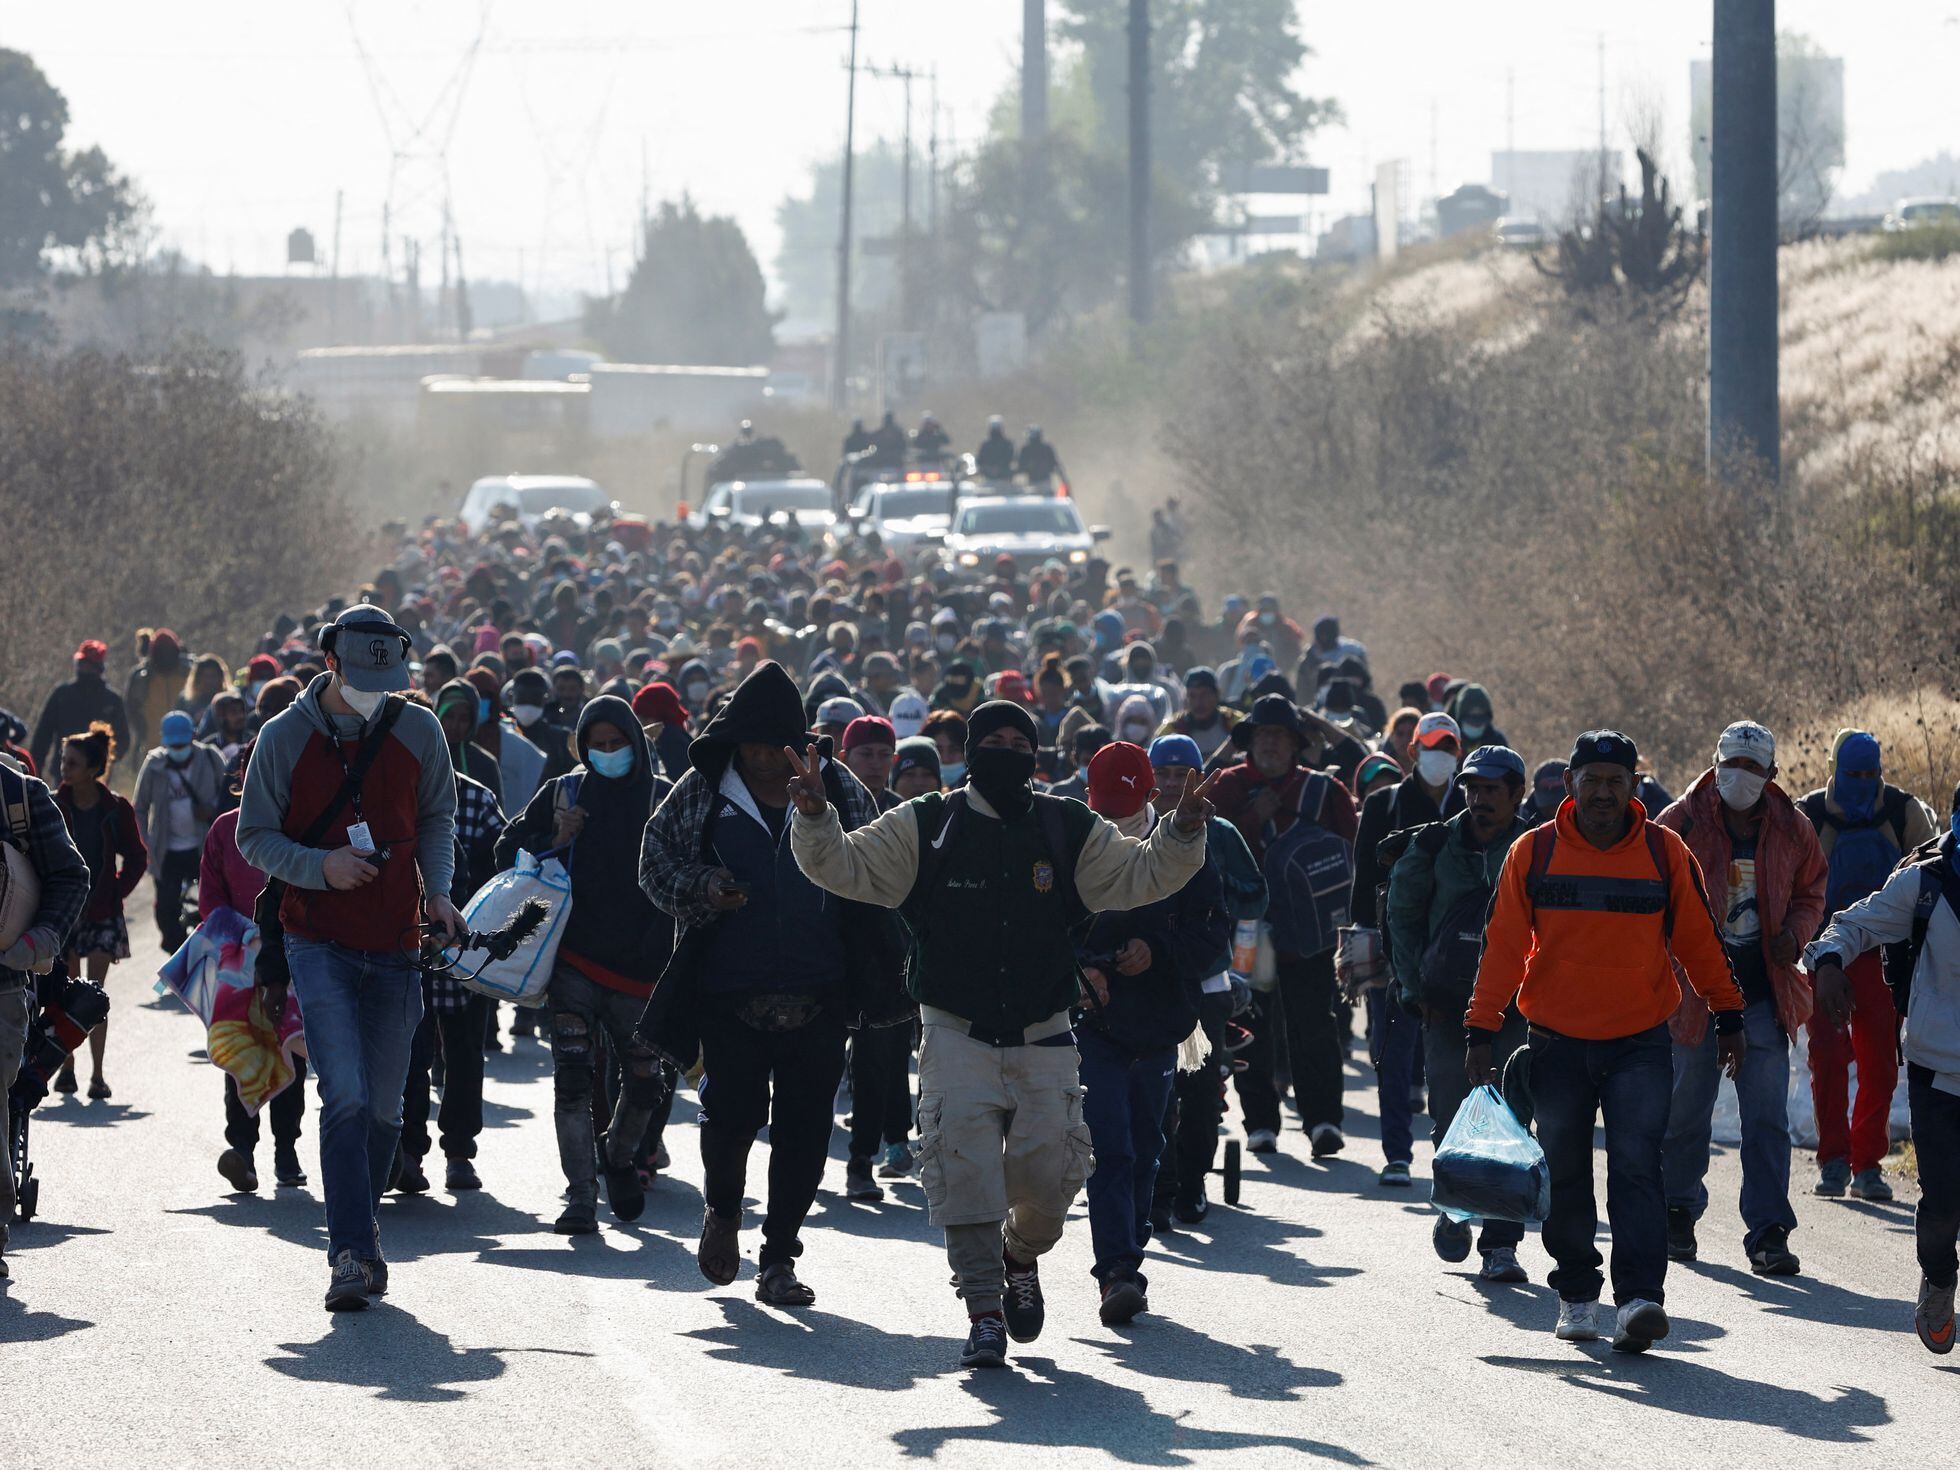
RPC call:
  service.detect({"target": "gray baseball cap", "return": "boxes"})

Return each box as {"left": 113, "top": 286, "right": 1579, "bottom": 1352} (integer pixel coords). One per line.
{"left": 323, "top": 606, "right": 412, "bottom": 693}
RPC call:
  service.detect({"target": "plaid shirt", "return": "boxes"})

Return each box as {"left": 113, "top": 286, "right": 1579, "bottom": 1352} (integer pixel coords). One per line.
{"left": 1, "top": 768, "right": 92, "bottom": 987}
{"left": 426, "top": 771, "right": 506, "bottom": 1013}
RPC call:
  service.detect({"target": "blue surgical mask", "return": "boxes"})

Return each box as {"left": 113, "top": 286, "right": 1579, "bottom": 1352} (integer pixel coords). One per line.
{"left": 477, "top": 696, "right": 492, "bottom": 725}
{"left": 1461, "top": 721, "right": 1489, "bottom": 742}
{"left": 941, "top": 760, "right": 966, "bottom": 785}
{"left": 588, "top": 746, "right": 634, "bottom": 779}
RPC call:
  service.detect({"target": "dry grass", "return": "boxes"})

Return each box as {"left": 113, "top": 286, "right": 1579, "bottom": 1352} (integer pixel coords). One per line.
{"left": 1782, "top": 689, "right": 1960, "bottom": 807}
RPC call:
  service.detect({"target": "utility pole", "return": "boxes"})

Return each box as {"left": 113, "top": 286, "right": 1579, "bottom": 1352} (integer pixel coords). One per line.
{"left": 866, "top": 61, "right": 920, "bottom": 326}
{"left": 329, "top": 188, "right": 343, "bottom": 340}
{"left": 453, "top": 229, "right": 473, "bottom": 338}
{"left": 833, "top": 0, "right": 860, "bottom": 413}
{"left": 1597, "top": 32, "right": 1609, "bottom": 197}
{"left": 1023, "top": 0, "right": 1046, "bottom": 212}
{"left": 1127, "top": 0, "right": 1151, "bottom": 329}
{"left": 928, "top": 68, "right": 940, "bottom": 235}
{"left": 1503, "top": 68, "right": 1515, "bottom": 203}
{"left": 1708, "top": 0, "right": 1780, "bottom": 484}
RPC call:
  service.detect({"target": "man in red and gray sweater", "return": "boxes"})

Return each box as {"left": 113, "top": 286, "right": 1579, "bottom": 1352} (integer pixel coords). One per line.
{"left": 239, "top": 607, "right": 458, "bottom": 1312}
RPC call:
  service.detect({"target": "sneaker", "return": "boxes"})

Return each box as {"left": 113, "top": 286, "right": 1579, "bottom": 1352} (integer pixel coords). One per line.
{"left": 1917, "top": 1275, "right": 1957, "bottom": 1355}
{"left": 960, "top": 1312, "right": 1009, "bottom": 1369}
{"left": 1149, "top": 1198, "right": 1174, "bottom": 1235}
{"left": 554, "top": 1198, "right": 599, "bottom": 1235}
{"left": 652, "top": 1142, "right": 671, "bottom": 1171}
{"left": 845, "top": 1156, "right": 884, "bottom": 1201}
{"left": 1480, "top": 1247, "right": 1529, "bottom": 1284}
{"left": 1173, "top": 1190, "right": 1210, "bottom": 1225}
{"left": 1612, "top": 1299, "right": 1670, "bottom": 1354}
{"left": 1665, "top": 1205, "right": 1697, "bottom": 1262}
{"left": 1849, "top": 1167, "right": 1894, "bottom": 1202}
{"left": 1432, "top": 1214, "right": 1472, "bottom": 1264}
{"left": 273, "top": 1148, "right": 307, "bottom": 1187}
{"left": 1002, "top": 1254, "right": 1045, "bottom": 1344}
{"left": 1099, "top": 1276, "right": 1148, "bottom": 1326}
{"left": 1555, "top": 1299, "right": 1601, "bottom": 1341}
{"left": 1749, "top": 1226, "right": 1801, "bottom": 1277}
{"left": 217, "top": 1148, "right": 259, "bottom": 1194}
{"left": 1245, "top": 1129, "right": 1279, "bottom": 1154}
{"left": 878, "top": 1142, "right": 914, "bottom": 1178}
{"left": 1378, "top": 1160, "right": 1411, "bottom": 1187}
{"left": 325, "top": 1249, "right": 371, "bottom": 1312}
{"left": 1812, "top": 1158, "right": 1851, "bottom": 1197}
{"left": 395, "top": 1155, "right": 431, "bottom": 1195}
{"left": 364, "top": 1249, "right": 389, "bottom": 1297}
{"left": 1309, "top": 1123, "right": 1345, "bottom": 1158}
{"left": 0, "top": 1253, "right": 9, "bottom": 1281}
{"left": 445, "top": 1157, "right": 482, "bottom": 1192}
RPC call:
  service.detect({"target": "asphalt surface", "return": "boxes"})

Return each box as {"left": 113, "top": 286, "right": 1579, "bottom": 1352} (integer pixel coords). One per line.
{"left": 3, "top": 913, "right": 1952, "bottom": 1468}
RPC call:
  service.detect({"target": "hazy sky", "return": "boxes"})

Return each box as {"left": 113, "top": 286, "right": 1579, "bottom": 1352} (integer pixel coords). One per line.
{"left": 15, "top": 2, "right": 1960, "bottom": 310}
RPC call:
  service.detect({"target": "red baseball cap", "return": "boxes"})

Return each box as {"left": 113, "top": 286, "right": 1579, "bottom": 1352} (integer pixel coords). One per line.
{"left": 1087, "top": 741, "right": 1155, "bottom": 819}
{"left": 843, "top": 715, "right": 896, "bottom": 752}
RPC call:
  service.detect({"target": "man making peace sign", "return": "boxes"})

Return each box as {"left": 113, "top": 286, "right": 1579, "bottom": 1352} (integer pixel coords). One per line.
{"left": 787, "top": 698, "right": 1216, "bottom": 1369}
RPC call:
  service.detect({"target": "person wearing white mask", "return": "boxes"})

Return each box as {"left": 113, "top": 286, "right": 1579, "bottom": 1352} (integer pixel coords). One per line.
{"left": 1653, "top": 720, "right": 1828, "bottom": 1278}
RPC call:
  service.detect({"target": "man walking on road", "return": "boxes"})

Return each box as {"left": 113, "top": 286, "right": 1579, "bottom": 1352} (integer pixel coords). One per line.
{"left": 1805, "top": 781, "right": 1960, "bottom": 1355}
{"left": 1468, "top": 730, "right": 1745, "bottom": 1354}
{"left": 1655, "top": 722, "right": 1825, "bottom": 1277}
{"left": 788, "top": 699, "right": 1214, "bottom": 1369}
{"left": 238, "top": 606, "right": 460, "bottom": 1312}
{"left": 1797, "top": 729, "right": 1934, "bottom": 1201}
{"left": 1385, "top": 743, "right": 1532, "bottom": 1279}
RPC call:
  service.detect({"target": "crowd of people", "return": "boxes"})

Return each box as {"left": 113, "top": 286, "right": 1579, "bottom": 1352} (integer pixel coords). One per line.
{"left": 1, "top": 481, "right": 1954, "bottom": 1367}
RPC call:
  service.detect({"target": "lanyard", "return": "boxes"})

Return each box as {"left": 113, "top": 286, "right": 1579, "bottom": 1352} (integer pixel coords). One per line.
{"left": 331, "top": 732, "right": 369, "bottom": 825}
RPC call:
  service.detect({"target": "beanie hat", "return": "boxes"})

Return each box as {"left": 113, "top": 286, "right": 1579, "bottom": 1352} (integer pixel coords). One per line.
{"left": 843, "top": 715, "right": 896, "bottom": 752}
{"left": 1087, "top": 742, "right": 1156, "bottom": 819}
{"left": 632, "top": 682, "right": 689, "bottom": 729}
{"left": 893, "top": 736, "right": 941, "bottom": 781}
{"left": 965, "top": 699, "right": 1039, "bottom": 758}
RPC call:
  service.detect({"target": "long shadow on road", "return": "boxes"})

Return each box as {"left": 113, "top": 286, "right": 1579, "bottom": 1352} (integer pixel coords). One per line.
{"left": 267, "top": 1307, "right": 592, "bottom": 1402}
{"left": 1148, "top": 1209, "right": 1357, "bottom": 1290}
{"left": 892, "top": 1357, "right": 1372, "bottom": 1465}
{"left": 0, "top": 1290, "right": 94, "bottom": 1344}
{"left": 1685, "top": 1258, "right": 1915, "bottom": 1335}
{"left": 680, "top": 1297, "right": 950, "bottom": 1391}
{"left": 1073, "top": 1317, "right": 1342, "bottom": 1400}
{"left": 1482, "top": 1351, "right": 1890, "bottom": 1442}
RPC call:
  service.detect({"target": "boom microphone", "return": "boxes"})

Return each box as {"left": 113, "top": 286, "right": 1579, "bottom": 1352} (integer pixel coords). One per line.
{"left": 482, "top": 898, "right": 551, "bottom": 961}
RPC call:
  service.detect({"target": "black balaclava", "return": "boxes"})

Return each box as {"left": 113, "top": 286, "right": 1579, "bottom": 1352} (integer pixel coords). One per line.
{"left": 965, "top": 700, "right": 1039, "bottom": 820}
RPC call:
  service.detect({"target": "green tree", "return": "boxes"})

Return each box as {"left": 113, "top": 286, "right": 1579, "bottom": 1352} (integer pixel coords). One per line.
{"left": 584, "top": 198, "right": 777, "bottom": 364}
{"left": 774, "top": 143, "right": 910, "bottom": 333}
{"left": 1055, "top": 0, "right": 1340, "bottom": 183}
{"left": 0, "top": 49, "right": 143, "bottom": 285}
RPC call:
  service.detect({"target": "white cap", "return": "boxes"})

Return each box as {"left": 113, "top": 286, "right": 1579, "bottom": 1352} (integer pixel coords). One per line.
{"left": 1716, "top": 720, "right": 1776, "bottom": 767}
{"left": 888, "top": 690, "right": 929, "bottom": 740}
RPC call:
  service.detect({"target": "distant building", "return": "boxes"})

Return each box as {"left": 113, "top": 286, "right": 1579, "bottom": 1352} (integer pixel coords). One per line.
{"left": 1491, "top": 150, "right": 1622, "bottom": 227}
{"left": 1437, "top": 184, "right": 1508, "bottom": 239}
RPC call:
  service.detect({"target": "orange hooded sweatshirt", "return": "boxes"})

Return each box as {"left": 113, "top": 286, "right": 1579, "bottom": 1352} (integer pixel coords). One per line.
{"left": 1466, "top": 797, "right": 1744, "bottom": 1041}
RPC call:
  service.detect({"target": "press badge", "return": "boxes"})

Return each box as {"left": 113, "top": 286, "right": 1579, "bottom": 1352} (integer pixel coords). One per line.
{"left": 346, "top": 821, "right": 377, "bottom": 855}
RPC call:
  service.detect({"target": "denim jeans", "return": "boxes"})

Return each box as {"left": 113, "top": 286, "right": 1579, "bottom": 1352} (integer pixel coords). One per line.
{"left": 1367, "top": 988, "right": 1421, "bottom": 1165}
{"left": 285, "top": 938, "right": 421, "bottom": 1262}
{"left": 1909, "top": 1065, "right": 1960, "bottom": 1288}
{"left": 1661, "top": 999, "right": 1796, "bottom": 1253}
{"left": 1078, "top": 1028, "right": 1177, "bottom": 1284}
{"left": 1530, "top": 1023, "right": 1673, "bottom": 1306}
{"left": 1425, "top": 1010, "right": 1526, "bottom": 1252}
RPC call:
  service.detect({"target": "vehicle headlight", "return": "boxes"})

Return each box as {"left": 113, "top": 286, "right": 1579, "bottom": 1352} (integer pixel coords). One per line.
{"left": 958, "top": 552, "right": 981, "bottom": 567}
{"left": 1068, "top": 549, "right": 1088, "bottom": 563}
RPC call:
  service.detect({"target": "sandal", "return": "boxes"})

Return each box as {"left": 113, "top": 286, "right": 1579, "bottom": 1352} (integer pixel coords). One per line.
{"left": 755, "top": 1262, "right": 816, "bottom": 1308}
{"left": 697, "top": 1207, "right": 741, "bottom": 1286}
{"left": 54, "top": 1068, "right": 77, "bottom": 1095}
{"left": 88, "top": 1077, "right": 112, "bottom": 1100}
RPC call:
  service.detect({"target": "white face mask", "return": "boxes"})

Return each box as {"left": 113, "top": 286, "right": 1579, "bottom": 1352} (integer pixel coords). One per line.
{"left": 1461, "top": 721, "right": 1489, "bottom": 742}
{"left": 1716, "top": 768, "right": 1767, "bottom": 811}
{"left": 1122, "top": 722, "right": 1152, "bottom": 743}
{"left": 339, "top": 680, "right": 384, "bottom": 718}
{"left": 511, "top": 703, "right": 546, "bottom": 728}
{"left": 1416, "top": 748, "right": 1458, "bottom": 788}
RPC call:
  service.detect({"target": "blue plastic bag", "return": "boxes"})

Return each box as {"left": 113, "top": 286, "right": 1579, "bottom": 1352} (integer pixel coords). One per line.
{"left": 1431, "top": 1083, "right": 1550, "bottom": 1224}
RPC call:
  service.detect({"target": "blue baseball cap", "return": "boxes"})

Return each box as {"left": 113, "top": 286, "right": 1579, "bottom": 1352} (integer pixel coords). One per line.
{"left": 1458, "top": 744, "right": 1525, "bottom": 785}
{"left": 1148, "top": 734, "right": 1204, "bottom": 771}
{"left": 159, "top": 711, "right": 195, "bottom": 748}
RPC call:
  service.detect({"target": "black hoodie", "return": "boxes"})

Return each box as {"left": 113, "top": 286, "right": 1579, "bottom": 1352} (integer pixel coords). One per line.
{"left": 496, "top": 693, "right": 673, "bottom": 988}
{"left": 690, "top": 661, "right": 812, "bottom": 782}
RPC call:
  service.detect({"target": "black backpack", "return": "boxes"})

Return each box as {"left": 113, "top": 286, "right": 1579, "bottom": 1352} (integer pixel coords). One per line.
{"left": 1261, "top": 772, "right": 1353, "bottom": 960}
{"left": 1373, "top": 821, "right": 1450, "bottom": 966}
{"left": 1879, "top": 838, "right": 1953, "bottom": 1022}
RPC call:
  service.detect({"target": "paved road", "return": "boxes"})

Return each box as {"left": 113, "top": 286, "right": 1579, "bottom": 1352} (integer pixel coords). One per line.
{"left": 3, "top": 915, "right": 1950, "bottom": 1467}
